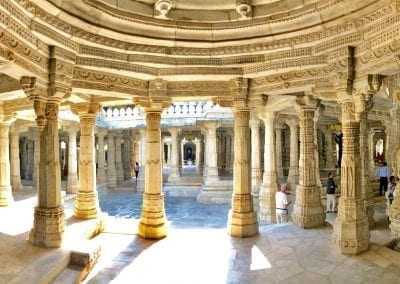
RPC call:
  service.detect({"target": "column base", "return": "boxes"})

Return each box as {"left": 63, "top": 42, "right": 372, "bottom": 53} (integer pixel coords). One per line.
{"left": 0, "top": 185, "right": 14, "bottom": 206}
{"left": 138, "top": 192, "right": 167, "bottom": 239}
{"left": 258, "top": 182, "right": 277, "bottom": 223}
{"left": 291, "top": 185, "right": 325, "bottom": 228}
{"left": 11, "top": 178, "right": 23, "bottom": 191}
{"left": 332, "top": 197, "right": 370, "bottom": 255}
{"left": 107, "top": 178, "right": 117, "bottom": 189}
{"left": 74, "top": 191, "right": 102, "bottom": 219}
{"left": 168, "top": 166, "right": 181, "bottom": 181}
{"left": 29, "top": 206, "right": 65, "bottom": 248}
{"left": 116, "top": 172, "right": 124, "bottom": 183}
{"left": 97, "top": 168, "right": 106, "bottom": 184}
{"left": 227, "top": 193, "right": 259, "bottom": 237}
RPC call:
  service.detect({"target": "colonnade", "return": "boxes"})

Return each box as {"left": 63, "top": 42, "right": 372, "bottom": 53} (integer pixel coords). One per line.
{"left": 1, "top": 95, "right": 398, "bottom": 256}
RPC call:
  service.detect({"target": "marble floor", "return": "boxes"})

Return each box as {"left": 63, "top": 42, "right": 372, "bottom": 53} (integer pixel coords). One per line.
{"left": 1, "top": 179, "right": 399, "bottom": 284}
{"left": 83, "top": 182, "right": 399, "bottom": 284}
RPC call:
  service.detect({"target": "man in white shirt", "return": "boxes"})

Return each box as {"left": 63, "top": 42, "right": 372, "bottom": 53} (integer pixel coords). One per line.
{"left": 376, "top": 162, "right": 390, "bottom": 196}
{"left": 275, "top": 184, "right": 291, "bottom": 224}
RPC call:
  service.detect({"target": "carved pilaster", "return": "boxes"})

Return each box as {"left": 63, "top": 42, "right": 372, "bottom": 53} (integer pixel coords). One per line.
{"left": 138, "top": 110, "right": 167, "bottom": 239}
{"left": 291, "top": 105, "right": 325, "bottom": 228}
{"left": 332, "top": 100, "right": 369, "bottom": 254}
{"left": 259, "top": 111, "right": 278, "bottom": 223}
{"left": 228, "top": 108, "right": 258, "bottom": 237}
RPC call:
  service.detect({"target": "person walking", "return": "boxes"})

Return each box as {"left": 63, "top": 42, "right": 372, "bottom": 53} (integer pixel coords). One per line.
{"left": 275, "top": 184, "right": 291, "bottom": 223}
{"left": 134, "top": 162, "right": 139, "bottom": 180}
{"left": 326, "top": 172, "right": 337, "bottom": 213}
{"left": 376, "top": 162, "right": 390, "bottom": 196}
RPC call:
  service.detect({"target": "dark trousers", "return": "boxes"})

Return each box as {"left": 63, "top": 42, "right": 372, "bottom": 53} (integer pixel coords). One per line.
{"left": 379, "top": 177, "right": 388, "bottom": 195}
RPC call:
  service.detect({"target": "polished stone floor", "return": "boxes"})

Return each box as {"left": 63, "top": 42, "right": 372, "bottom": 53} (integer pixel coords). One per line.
{"left": 1, "top": 178, "right": 399, "bottom": 284}
{"left": 83, "top": 182, "right": 400, "bottom": 284}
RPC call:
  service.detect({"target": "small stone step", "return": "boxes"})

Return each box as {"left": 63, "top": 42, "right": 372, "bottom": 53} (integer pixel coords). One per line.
{"left": 10, "top": 249, "right": 71, "bottom": 284}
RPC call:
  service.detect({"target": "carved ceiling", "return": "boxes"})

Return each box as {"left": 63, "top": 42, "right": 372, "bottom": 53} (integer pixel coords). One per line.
{"left": 0, "top": 0, "right": 398, "bottom": 124}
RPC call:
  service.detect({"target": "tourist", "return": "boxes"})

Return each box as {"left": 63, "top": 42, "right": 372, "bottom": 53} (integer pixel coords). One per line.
{"left": 135, "top": 162, "right": 139, "bottom": 179}
{"left": 376, "top": 162, "right": 390, "bottom": 196}
{"left": 275, "top": 183, "right": 291, "bottom": 224}
{"left": 326, "top": 172, "right": 337, "bottom": 213}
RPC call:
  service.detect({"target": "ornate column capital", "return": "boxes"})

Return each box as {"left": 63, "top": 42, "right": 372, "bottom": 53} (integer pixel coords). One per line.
{"left": 95, "top": 127, "right": 108, "bottom": 138}
{"left": 63, "top": 123, "right": 80, "bottom": 136}
{"left": 203, "top": 121, "right": 220, "bottom": 130}
{"left": 249, "top": 118, "right": 260, "bottom": 129}
{"left": 286, "top": 118, "right": 298, "bottom": 129}
{"left": 168, "top": 127, "right": 181, "bottom": 137}
{"left": 72, "top": 102, "right": 102, "bottom": 116}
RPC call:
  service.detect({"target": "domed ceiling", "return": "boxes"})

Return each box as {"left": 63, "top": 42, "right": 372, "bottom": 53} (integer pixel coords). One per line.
{"left": 46, "top": 0, "right": 377, "bottom": 43}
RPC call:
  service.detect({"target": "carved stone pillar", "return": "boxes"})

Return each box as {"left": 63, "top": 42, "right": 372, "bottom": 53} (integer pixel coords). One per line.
{"left": 291, "top": 107, "right": 325, "bottom": 228}
{"left": 106, "top": 132, "right": 117, "bottom": 189}
{"left": 29, "top": 99, "right": 65, "bottom": 248}
{"left": 227, "top": 108, "right": 258, "bottom": 237}
{"left": 204, "top": 122, "right": 219, "bottom": 184}
{"left": 32, "top": 127, "right": 40, "bottom": 188}
{"left": 168, "top": 127, "right": 181, "bottom": 181}
{"left": 137, "top": 129, "right": 147, "bottom": 191}
{"left": 313, "top": 115, "right": 322, "bottom": 187}
{"left": 10, "top": 127, "right": 23, "bottom": 191}
{"left": 96, "top": 129, "right": 107, "bottom": 184}
{"left": 66, "top": 126, "right": 79, "bottom": 194}
{"left": 275, "top": 124, "right": 284, "bottom": 181}
{"left": 138, "top": 110, "right": 167, "bottom": 239}
{"left": 323, "top": 128, "right": 336, "bottom": 170}
{"left": 287, "top": 119, "right": 299, "bottom": 191}
{"left": 202, "top": 130, "right": 208, "bottom": 178}
{"left": 368, "top": 129, "right": 376, "bottom": 174}
{"left": 26, "top": 139, "right": 33, "bottom": 179}
{"left": 167, "top": 142, "right": 171, "bottom": 166}
{"left": 332, "top": 101, "right": 369, "bottom": 254}
{"left": 20, "top": 138, "right": 27, "bottom": 179}
{"left": 359, "top": 112, "right": 375, "bottom": 228}
{"left": 123, "top": 132, "right": 132, "bottom": 180}
{"left": 74, "top": 104, "right": 103, "bottom": 222}
{"left": 250, "top": 118, "right": 262, "bottom": 210}
{"left": 0, "top": 123, "right": 13, "bottom": 205}
{"left": 224, "top": 134, "right": 230, "bottom": 173}
{"left": 195, "top": 138, "right": 201, "bottom": 166}
{"left": 129, "top": 129, "right": 138, "bottom": 178}
{"left": 229, "top": 130, "right": 235, "bottom": 174}
{"left": 259, "top": 112, "right": 278, "bottom": 223}
{"left": 115, "top": 133, "right": 124, "bottom": 183}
